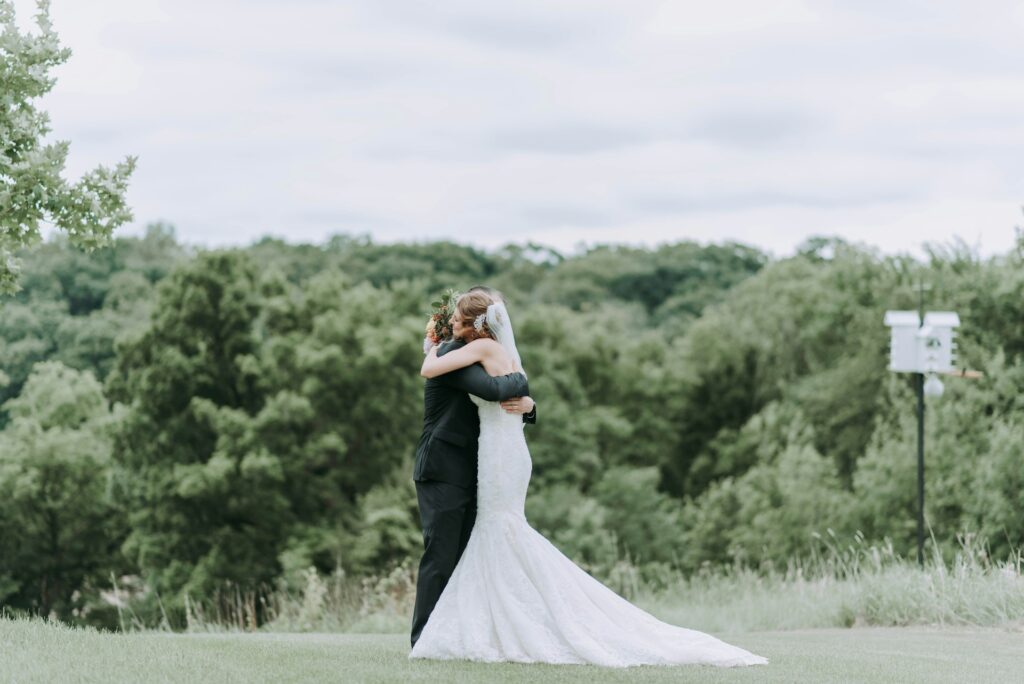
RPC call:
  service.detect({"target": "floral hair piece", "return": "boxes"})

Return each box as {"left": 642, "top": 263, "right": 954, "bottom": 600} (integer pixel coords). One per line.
{"left": 473, "top": 313, "right": 487, "bottom": 332}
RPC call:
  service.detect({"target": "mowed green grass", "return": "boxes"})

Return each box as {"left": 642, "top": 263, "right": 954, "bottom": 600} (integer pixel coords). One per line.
{"left": 3, "top": 618, "right": 1023, "bottom": 684}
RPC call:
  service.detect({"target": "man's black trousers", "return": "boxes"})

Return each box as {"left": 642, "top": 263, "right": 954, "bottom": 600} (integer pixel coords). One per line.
{"left": 410, "top": 479, "right": 476, "bottom": 648}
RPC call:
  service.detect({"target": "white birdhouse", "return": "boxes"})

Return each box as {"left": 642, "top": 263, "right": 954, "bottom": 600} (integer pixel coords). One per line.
{"left": 918, "top": 312, "right": 960, "bottom": 373}
{"left": 884, "top": 311, "right": 921, "bottom": 373}
{"left": 883, "top": 310, "right": 960, "bottom": 374}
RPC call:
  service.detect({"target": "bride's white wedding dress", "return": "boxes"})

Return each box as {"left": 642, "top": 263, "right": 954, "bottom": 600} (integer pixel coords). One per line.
{"left": 409, "top": 394, "right": 768, "bottom": 668}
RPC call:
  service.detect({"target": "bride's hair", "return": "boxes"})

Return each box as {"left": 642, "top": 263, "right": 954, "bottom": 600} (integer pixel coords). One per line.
{"left": 455, "top": 291, "right": 494, "bottom": 342}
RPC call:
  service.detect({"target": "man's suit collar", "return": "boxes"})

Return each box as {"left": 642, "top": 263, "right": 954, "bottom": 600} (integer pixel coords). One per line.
{"left": 439, "top": 337, "right": 467, "bottom": 356}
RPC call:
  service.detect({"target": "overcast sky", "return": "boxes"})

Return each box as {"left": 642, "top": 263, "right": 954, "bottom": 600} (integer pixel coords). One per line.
{"left": 16, "top": 0, "right": 1024, "bottom": 258}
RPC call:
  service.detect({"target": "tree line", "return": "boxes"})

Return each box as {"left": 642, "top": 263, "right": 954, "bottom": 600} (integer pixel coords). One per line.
{"left": 1, "top": 225, "right": 1023, "bottom": 628}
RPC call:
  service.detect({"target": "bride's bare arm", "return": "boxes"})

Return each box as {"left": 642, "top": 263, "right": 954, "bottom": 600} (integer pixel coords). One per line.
{"left": 421, "top": 339, "right": 502, "bottom": 378}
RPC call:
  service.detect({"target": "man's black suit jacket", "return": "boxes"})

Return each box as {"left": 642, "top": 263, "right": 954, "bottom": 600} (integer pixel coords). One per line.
{"left": 412, "top": 338, "right": 534, "bottom": 488}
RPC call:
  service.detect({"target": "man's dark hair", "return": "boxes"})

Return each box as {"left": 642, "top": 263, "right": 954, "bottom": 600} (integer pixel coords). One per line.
{"left": 466, "top": 285, "right": 504, "bottom": 303}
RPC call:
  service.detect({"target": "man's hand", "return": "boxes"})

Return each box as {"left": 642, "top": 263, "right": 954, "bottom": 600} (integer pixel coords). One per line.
{"left": 500, "top": 396, "right": 535, "bottom": 415}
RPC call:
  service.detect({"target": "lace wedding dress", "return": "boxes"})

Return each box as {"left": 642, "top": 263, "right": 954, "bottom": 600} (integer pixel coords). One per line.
{"left": 409, "top": 395, "right": 769, "bottom": 668}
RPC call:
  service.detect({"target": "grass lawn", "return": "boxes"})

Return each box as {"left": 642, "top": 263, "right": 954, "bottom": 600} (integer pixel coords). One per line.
{"left": 3, "top": 618, "right": 1023, "bottom": 683}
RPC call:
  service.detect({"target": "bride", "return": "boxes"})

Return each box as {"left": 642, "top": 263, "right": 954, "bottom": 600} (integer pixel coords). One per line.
{"left": 411, "top": 293, "right": 768, "bottom": 668}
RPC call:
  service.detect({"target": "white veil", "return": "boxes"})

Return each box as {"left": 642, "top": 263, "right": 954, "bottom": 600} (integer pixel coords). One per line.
{"left": 485, "top": 301, "right": 525, "bottom": 377}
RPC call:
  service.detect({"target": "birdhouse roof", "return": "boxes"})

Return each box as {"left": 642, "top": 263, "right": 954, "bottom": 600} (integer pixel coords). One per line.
{"left": 884, "top": 310, "right": 920, "bottom": 327}
{"left": 923, "top": 311, "right": 960, "bottom": 328}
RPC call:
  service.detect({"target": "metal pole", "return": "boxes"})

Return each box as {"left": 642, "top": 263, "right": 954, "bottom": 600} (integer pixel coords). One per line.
{"left": 916, "top": 371, "right": 925, "bottom": 567}
{"left": 916, "top": 280, "right": 926, "bottom": 567}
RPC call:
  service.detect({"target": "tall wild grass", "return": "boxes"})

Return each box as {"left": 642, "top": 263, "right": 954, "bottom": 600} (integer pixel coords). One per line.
{"left": 638, "top": 530, "right": 1024, "bottom": 633}
{"left": 108, "top": 531, "right": 1023, "bottom": 634}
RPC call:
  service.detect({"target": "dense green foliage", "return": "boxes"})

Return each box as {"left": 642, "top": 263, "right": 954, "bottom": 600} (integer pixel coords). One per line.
{"left": 0, "top": 0, "right": 136, "bottom": 295}
{"left": 0, "top": 362, "right": 126, "bottom": 618}
{"left": 1, "top": 225, "right": 1023, "bottom": 629}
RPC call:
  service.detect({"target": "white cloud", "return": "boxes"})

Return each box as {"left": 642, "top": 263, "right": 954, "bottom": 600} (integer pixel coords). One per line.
{"left": 15, "top": 0, "right": 1024, "bottom": 258}
{"left": 648, "top": 0, "right": 822, "bottom": 37}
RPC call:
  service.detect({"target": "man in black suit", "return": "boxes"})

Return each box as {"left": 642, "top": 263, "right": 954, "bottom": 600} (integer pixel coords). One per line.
{"left": 410, "top": 287, "right": 536, "bottom": 648}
